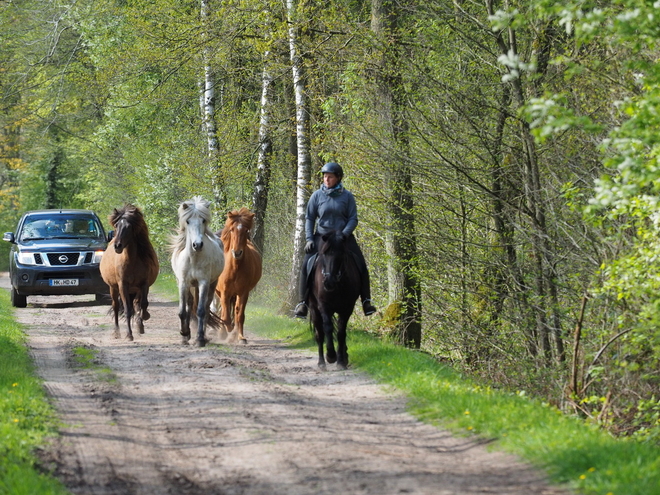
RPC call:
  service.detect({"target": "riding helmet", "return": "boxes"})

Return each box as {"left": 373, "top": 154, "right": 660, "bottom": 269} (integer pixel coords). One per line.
{"left": 321, "top": 162, "right": 343, "bottom": 180}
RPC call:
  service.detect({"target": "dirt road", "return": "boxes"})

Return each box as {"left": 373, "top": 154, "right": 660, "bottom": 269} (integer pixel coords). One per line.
{"left": 3, "top": 274, "right": 568, "bottom": 495}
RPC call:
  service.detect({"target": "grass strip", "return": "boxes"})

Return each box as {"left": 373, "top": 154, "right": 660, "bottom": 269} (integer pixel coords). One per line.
{"left": 0, "top": 290, "right": 68, "bottom": 495}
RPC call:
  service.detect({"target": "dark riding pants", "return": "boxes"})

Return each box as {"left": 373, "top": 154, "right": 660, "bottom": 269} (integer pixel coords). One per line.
{"left": 298, "top": 233, "right": 372, "bottom": 304}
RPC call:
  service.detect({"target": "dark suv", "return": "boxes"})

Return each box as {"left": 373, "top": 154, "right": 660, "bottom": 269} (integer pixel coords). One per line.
{"left": 3, "top": 209, "right": 110, "bottom": 307}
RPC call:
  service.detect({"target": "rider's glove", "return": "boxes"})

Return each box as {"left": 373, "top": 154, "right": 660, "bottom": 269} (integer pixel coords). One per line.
{"left": 304, "top": 240, "right": 315, "bottom": 254}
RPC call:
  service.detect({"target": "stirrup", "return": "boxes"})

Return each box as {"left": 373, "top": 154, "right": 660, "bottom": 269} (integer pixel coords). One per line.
{"left": 294, "top": 302, "right": 308, "bottom": 318}
{"left": 362, "top": 299, "right": 376, "bottom": 316}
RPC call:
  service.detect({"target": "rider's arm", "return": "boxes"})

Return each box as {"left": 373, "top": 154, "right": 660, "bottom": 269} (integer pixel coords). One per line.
{"left": 342, "top": 191, "right": 358, "bottom": 237}
{"left": 305, "top": 191, "right": 319, "bottom": 242}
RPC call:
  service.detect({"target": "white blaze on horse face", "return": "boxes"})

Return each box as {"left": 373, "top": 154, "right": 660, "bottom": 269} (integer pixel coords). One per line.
{"left": 186, "top": 216, "right": 206, "bottom": 252}
{"left": 231, "top": 224, "right": 245, "bottom": 259}
{"left": 113, "top": 218, "right": 129, "bottom": 254}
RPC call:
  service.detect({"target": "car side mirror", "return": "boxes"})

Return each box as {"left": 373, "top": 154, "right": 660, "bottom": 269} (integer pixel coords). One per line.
{"left": 3, "top": 232, "right": 15, "bottom": 243}
{"left": 107, "top": 231, "right": 114, "bottom": 242}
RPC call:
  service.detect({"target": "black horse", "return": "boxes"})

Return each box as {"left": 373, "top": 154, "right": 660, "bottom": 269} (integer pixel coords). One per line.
{"left": 308, "top": 230, "right": 361, "bottom": 370}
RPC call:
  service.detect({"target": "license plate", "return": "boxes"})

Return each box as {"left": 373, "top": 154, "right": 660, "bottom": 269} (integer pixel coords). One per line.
{"left": 50, "top": 279, "right": 79, "bottom": 287}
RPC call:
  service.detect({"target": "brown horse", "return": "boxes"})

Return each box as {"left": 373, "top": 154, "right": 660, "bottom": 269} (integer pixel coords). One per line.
{"left": 215, "top": 207, "right": 262, "bottom": 344}
{"left": 100, "top": 205, "right": 159, "bottom": 341}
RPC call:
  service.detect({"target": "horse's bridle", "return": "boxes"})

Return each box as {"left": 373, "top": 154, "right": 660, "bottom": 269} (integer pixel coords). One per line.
{"left": 319, "top": 251, "right": 344, "bottom": 286}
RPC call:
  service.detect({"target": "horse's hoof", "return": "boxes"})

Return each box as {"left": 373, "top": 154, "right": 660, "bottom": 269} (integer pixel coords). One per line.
{"left": 318, "top": 363, "right": 327, "bottom": 371}
{"left": 112, "top": 330, "right": 120, "bottom": 339}
{"left": 239, "top": 338, "right": 247, "bottom": 345}
{"left": 125, "top": 334, "right": 134, "bottom": 342}
{"left": 337, "top": 362, "right": 348, "bottom": 371}
{"left": 181, "top": 338, "right": 190, "bottom": 345}
{"left": 142, "top": 310, "right": 150, "bottom": 321}
{"left": 194, "top": 339, "right": 207, "bottom": 348}
{"left": 326, "top": 353, "right": 337, "bottom": 364}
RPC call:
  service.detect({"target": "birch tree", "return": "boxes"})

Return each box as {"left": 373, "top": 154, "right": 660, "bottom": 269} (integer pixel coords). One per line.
{"left": 286, "top": 0, "right": 312, "bottom": 310}
{"left": 252, "top": 48, "right": 274, "bottom": 254}
{"left": 200, "top": 0, "right": 225, "bottom": 211}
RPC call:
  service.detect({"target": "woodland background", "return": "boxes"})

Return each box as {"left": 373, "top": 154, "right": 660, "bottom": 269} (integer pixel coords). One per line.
{"left": 3, "top": 0, "right": 660, "bottom": 443}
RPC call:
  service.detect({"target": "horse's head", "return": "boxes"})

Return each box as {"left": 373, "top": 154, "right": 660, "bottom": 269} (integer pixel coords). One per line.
{"left": 109, "top": 205, "right": 145, "bottom": 254}
{"left": 317, "top": 231, "right": 348, "bottom": 292}
{"left": 179, "top": 197, "right": 212, "bottom": 252}
{"left": 221, "top": 207, "right": 255, "bottom": 260}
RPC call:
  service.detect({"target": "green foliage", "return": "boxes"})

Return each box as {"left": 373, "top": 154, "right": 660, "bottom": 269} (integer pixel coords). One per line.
{"left": 5, "top": 0, "right": 660, "bottom": 445}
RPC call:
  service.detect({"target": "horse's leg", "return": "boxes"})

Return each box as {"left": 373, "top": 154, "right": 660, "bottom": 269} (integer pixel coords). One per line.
{"left": 110, "top": 285, "right": 121, "bottom": 339}
{"left": 234, "top": 294, "right": 248, "bottom": 344}
{"left": 322, "top": 311, "right": 337, "bottom": 364}
{"left": 120, "top": 282, "right": 134, "bottom": 341}
{"left": 194, "top": 280, "right": 211, "bottom": 347}
{"left": 336, "top": 314, "right": 350, "bottom": 370}
{"left": 134, "top": 292, "right": 145, "bottom": 335}
{"left": 219, "top": 291, "right": 232, "bottom": 342}
{"left": 178, "top": 284, "right": 191, "bottom": 344}
{"left": 140, "top": 283, "right": 151, "bottom": 321}
{"left": 311, "top": 309, "right": 326, "bottom": 370}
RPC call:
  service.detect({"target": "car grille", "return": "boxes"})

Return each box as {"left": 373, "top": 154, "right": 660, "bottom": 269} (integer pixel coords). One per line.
{"left": 46, "top": 253, "right": 80, "bottom": 266}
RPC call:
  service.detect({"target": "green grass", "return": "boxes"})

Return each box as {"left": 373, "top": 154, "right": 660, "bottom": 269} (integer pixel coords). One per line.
{"left": 70, "top": 347, "right": 117, "bottom": 384}
{"left": 0, "top": 290, "right": 68, "bottom": 495}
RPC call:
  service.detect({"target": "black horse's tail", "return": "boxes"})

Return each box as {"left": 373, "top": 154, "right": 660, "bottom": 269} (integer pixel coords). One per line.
{"left": 207, "top": 309, "right": 223, "bottom": 330}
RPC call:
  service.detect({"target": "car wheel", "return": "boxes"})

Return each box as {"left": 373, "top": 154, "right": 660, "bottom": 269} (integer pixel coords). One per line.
{"left": 11, "top": 287, "right": 27, "bottom": 308}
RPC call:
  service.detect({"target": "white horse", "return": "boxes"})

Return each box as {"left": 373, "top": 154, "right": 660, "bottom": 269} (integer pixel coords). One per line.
{"left": 170, "top": 197, "right": 224, "bottom": 346}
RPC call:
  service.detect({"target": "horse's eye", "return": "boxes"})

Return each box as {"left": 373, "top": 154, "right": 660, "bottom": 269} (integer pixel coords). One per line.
{"left": 186, "top": 220, "right": 190, "bottom": 224}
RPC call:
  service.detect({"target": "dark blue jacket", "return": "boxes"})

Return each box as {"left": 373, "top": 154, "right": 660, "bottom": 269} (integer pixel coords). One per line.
{"left": 305, "top": 185, "right": 358, "bottom": 242}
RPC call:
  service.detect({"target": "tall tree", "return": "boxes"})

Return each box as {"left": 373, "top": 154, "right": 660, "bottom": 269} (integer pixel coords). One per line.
{"left": 200, "top": 0, "right": 225, "bottom": 211}
{"left": 370, "top": 0, "right": 422, "bottom": 348}
{"left": 286, "top": 0, "right": 313, "bottom": 310}
{"left": 252, "top": 48, "right": 274, "bottom": 254}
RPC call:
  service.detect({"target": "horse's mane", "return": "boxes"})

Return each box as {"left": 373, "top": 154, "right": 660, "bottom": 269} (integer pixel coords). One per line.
{"left": 170, "top": 196, "right": 216, "bottom": 254}
{"left": 220, "top": 207, "right": 255, "bottom": 246}
{"left": 110, "top": 204, "right": 157, "bottom": 263}
{"left": 319, "top": 230, "right": 345, "bottom": 255}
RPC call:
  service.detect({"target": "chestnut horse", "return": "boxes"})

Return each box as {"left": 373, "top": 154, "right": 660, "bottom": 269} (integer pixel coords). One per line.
{"left": 170, "top": 197, "right": 224, "bottom": 347}
{"left": 215, "top": 207, "right": 262, "bottom": 344}
{"left": 308, "top": 230, "right": 360, "bottom": 370}
{"left": 100, "top": 205, "right": 159, "bottom": 341}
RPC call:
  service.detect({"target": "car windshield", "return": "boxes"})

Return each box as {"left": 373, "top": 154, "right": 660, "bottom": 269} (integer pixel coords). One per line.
{"left": 20, "top": 215, "right": 103, "bottom": 241}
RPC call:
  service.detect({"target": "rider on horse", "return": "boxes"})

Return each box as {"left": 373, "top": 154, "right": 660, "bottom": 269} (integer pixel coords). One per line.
{"left": 294, "top": 162, "right": 377, "bottom": 318}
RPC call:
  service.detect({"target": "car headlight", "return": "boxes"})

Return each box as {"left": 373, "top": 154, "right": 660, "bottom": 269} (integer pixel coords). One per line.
{"left": 17, "top": 252, "right": 36, "bottom": 265}
{"left": 92, "top": 250, "right": 104, "bottom": 263}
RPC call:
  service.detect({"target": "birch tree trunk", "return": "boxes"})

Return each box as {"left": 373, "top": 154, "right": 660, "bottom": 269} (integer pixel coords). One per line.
{"left": 252, "top": 49, "right": 274, "bottom": 255}
{"left": 371, "top": 0, "right": 422, "bottom": 348}
{"left": 200, "top": 0, "right": 225, "bottom": 212}
{"left": 286, "top": 0, "right": 312, "bottom": 310}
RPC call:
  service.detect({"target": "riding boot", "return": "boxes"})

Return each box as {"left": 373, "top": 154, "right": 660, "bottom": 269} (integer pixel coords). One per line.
{"left": 360, "top": 269, "right": 377, "bottom": 316}
{"left": 294, "top": 258, "right": 309, "bottom": 318}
